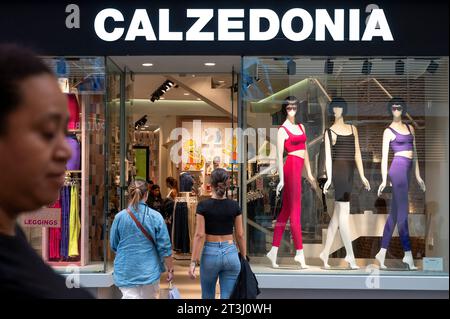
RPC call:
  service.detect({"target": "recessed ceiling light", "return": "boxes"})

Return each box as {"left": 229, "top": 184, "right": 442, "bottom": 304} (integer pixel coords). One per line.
{"left": 191, "top": 74, "right": 196, "bottom": 77}
{"left": 204, "top": 62, "right": 216, "bottom": 66}
{"left": 196, "top": 98, "right": 201, "bottom": 101}
{"left": 184, "top": 93, "right": 190, "bottom": 96}
{"left": 218, "top": 80, "right": 225, "bottom": 83}
{"left": 142, "top": 63, "right": 153, "bottom": 67}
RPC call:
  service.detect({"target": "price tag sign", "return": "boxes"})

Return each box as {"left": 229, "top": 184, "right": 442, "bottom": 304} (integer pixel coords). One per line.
{"left": 423, "top": 257, "right": 444, "bottom": 272}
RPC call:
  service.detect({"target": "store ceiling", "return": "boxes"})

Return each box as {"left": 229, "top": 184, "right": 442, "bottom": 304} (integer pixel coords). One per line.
{"left": 109, "top": 55, "right": 241, "bottom": 74}
{"left": 132, "top": 74, "right": 233, "bottom": 101}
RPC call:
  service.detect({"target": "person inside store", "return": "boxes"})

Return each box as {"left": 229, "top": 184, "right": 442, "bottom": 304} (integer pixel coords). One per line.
{"left": 166, "top": 176, "right": 178, "bottom": 200}
{"left": 110, "top": 178, "right": 174, "bottom": 299}
{"left": 188, "top": 168, "right": 246, "bottom": 299}
{"left": 147, "top": 184, "right": 163, "bottom": 212}
{"left": 147, "top": 179, "right": 154, "bottom": 192}
{"left": 0, "top": 44, "right": 93, "bottom": 298}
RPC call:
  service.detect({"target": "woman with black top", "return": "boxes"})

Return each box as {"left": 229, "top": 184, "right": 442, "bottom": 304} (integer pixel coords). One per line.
{"left": 188, "top": 168, "right": 246, "bottom": 299}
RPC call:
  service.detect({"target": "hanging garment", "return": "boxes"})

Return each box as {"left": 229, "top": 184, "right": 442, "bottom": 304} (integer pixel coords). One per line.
{"left": 68, "top": 185, "right": 81, "bottom": 257}
{"left": 48, "top": 198, "right": 61, "bottom": 260}
{"left": 60, "top": 186, "right": 70, "bottom": 259}
{"left": 67, "top": 93, "right": 80, "bottom": 130}
{"left": 173, "top": 202, "right": 190, "bottom": 253}
{"left": 187, "top": 199, "right": 198, "bottom": 251}
{"left": 66, "top": 136, "right": 81, "bottom": 170}
{"left": 179, "top": 173, "right": 194, "bottom": 192}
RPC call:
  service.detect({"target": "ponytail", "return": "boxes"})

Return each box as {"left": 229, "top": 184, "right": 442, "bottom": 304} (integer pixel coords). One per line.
{"left": 211, "top": 168, "right": 229, "bottom": 198}
{"left": 128, "top": 178, "right": 148, "bottom": 210}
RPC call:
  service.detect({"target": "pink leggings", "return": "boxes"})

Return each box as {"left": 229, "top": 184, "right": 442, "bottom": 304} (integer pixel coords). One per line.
{"left": 272, "top": 155, "right": 304, "bottom": 250}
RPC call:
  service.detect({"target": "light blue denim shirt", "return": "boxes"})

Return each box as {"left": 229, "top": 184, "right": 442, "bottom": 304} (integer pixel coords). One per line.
{"left": 110, "top": 202, "right": 172, "bottom": 287}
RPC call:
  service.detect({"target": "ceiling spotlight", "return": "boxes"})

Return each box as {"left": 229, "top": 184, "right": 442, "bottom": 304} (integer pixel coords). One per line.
{"left": 426, "top": 60, "right": 439, "bottom": 74}
{"left": 184, "top": 93, "right": 190, "bottom": 96}
{"left": 218, "top": 80, "right": 225, "bottom": 83}
{"left": 324, "top": 58, "right": 334, "bottom": 74}
{"left": 287, "top": 59, "right": 296, "bottom": 75}
{"left": 204, "top": 62, "right": 216, "bottom": 66}
{"left": 150, "top": 80, "right": 175, "bottom": 102}
{"left": 134, "top": 115, "right": 148, "bottom": 130}
{"left": 142, "top": 63, "right": 153, "bottom": 67}
{"left": 395, "top": 59, "right": 405, "bottom": 75}
{"left": 362, "top": 59, "right": 372, "bottom": 75}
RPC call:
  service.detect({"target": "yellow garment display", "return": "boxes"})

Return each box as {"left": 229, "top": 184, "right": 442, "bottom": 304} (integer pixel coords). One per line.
{"left": 68, "top": 185, "right": 81, "bottom": 257}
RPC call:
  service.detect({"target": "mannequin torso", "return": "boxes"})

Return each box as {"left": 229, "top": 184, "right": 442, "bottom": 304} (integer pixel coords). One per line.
{"left": 280, "top": 120, "right": 306, "bottom": 158}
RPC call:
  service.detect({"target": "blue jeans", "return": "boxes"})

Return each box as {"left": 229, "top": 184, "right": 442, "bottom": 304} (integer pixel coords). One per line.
{"left": 200, "top": 241, "right": 241, "bottom": 299}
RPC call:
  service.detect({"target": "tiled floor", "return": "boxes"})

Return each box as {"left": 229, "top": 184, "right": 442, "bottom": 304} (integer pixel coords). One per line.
{"left": 160, "top": 259, "right": 220, "bottom": 299}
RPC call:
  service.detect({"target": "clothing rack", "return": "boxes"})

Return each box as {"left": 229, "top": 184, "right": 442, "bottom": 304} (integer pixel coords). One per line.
{"left": 172, "top": 194, "right": 198, "bottom": 259}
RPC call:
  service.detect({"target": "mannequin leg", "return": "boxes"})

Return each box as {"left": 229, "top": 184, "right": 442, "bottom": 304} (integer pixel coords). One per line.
{"left": 266, "top": 246, "right": 279, "bottom": 268}
{"left": 294, "top": 249, "right": 308, "bottom": 269}
{"left": 338, "top": 202, "right": 359, "bottom": 269}
{"left": 395, "top": 158, "right": 416, "bottom": 270}
{"left": 320, "top": 203, "right": 340, "bottom": 268}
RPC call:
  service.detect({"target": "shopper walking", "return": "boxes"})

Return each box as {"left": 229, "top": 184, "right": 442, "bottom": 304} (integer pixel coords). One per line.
{"left": 0, "top": 44, "right": 92, "bottom": 298}
{"left": 188, "top": 168, "right": 246, "bottom": 299}
{"left": 110, "top": 178, "right": 174, "bottom": 299}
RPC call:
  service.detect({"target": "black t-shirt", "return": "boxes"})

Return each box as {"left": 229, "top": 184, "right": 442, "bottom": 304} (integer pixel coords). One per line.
{"left": 0, "top": 225, "right": 93, "bottom": 299}
{"left": 196, "top": 199, "right": 242, "bottom": 235}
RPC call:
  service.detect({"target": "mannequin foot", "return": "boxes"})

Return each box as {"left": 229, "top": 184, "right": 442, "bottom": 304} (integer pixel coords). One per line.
{"left": 344, "top": 255, "right": 360, "bottom": 270}
{"left": 319, "top": 251, "right": 330, "bottom": 269}
{"left": 266, "top": 248, "right": 279, "bottom": 268}
{"left": 402, "top": 251, "right": 418, "bottom": 270}
{"left": 294, "top": 250, "right": 309, "bottom": 269}
{"left": 375, "top": 249, "right": 387, "bottom": 269}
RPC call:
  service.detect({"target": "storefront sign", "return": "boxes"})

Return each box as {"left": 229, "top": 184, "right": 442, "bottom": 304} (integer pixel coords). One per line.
{"left": 93, "top": 8, "right": 393, "bottom": 42}
{"left": 20, "top": 208, "right": 61, "bottom": 228}
{"left": 0, "top": 1, "right": 448, "bottom": 55}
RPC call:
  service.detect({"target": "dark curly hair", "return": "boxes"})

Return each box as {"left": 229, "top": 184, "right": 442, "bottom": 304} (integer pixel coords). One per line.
{"left": 328, "top": 97, "right": 348, "bottom": 116}
{"left": 0, "top": 44, "right": 53, "bottom": 135}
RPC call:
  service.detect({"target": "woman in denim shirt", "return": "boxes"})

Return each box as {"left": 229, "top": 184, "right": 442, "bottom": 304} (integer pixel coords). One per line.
{"left": 110, "top": 179, "right": 174, "bottom": 299}
{"left": 188, "top": 169, "right": 246, "bottom": 299}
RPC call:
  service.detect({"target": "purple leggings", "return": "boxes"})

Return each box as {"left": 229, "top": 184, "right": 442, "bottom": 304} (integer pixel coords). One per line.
{"left": 381, "top": 156, "right": 412, "bottom": 251}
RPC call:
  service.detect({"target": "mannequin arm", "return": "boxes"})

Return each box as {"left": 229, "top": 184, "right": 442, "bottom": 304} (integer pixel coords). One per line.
{"left": 354, "top": 126, "right": 370, "bottom": 190}
{"left": 301, "top": 124, "right": 316, "bottom": 189}
{"left": 323, "top": 129, "right": 332, "bottom": 192}
{"left": 378, "top": 129, "right": 391, "bottom": 196}
{"left": 277, "top": 128, "right": 287, "bottom": 184}
{"left": 410, "top": 126, "right": 426, "bottom": 191}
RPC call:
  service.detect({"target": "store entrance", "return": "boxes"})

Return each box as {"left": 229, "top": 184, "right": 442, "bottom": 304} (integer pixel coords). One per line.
{"left": 106, "top": 56, "right": 241, "bottom": 268}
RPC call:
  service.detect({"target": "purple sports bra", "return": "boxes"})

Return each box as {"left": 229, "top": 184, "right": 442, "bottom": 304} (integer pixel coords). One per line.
{"left": 389, "top": 125, "right": 414, "bottom": 153}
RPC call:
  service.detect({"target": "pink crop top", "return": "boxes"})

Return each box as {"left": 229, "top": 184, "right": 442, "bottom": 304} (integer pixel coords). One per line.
{"left": 281, "top": 125, "right": 307, "bottom": 153}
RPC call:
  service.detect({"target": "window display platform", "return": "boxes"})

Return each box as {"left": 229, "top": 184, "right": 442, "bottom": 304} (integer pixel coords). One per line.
{"left": 251, "top": 259, "right": 448, "bottom": 291}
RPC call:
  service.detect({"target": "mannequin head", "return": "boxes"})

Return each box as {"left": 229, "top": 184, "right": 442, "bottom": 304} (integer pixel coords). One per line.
{"left": 387, "top": 97, "right": 407, "bottom": 119}
{"left": 281, "top": 96, "right": 300, "bottom": 122}
{"left": 328, "top": 97, "right": 348, "bottom": 119}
